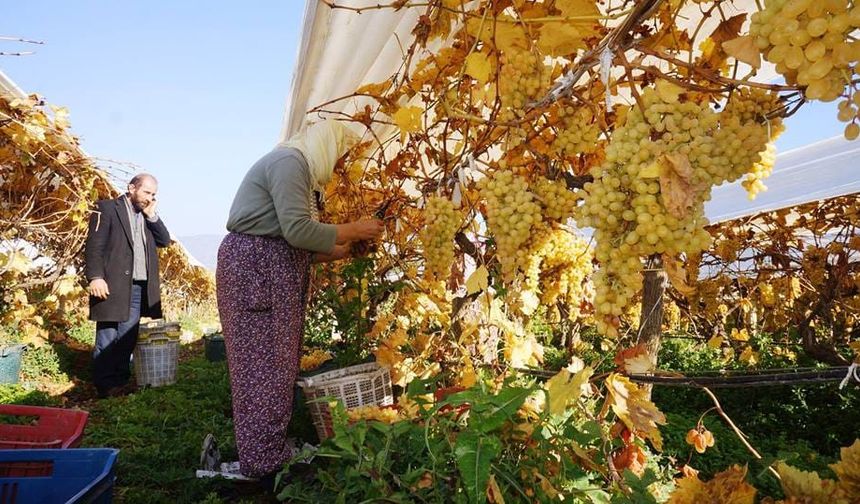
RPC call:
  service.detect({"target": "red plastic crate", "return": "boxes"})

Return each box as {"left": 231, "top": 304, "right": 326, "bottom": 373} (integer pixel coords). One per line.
{"left": 0, "top": 405, "right": 89, "bottom": 451}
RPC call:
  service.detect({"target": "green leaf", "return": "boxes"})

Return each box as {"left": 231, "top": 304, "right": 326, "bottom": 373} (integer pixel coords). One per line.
{"left": 472, "top": 387, "right": 531, "bottom": 433}
{"left": 610, "top": 470, "right": 660, "bottom": 504}
{"left": 571, "top": 476, "right": 612, "bottom": 504}
{"left": 454, "top": 431, "right": 502, "bottom": 504}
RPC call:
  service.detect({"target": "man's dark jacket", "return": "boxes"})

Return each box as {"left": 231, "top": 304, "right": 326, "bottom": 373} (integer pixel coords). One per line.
{"left": 84, "top": 195, "right": 172, "bottom": 321}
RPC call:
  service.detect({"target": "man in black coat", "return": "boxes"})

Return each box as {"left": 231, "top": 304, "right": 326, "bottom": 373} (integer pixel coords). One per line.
{"left": 84, "top": 173, "right": 172, "bottom": 398}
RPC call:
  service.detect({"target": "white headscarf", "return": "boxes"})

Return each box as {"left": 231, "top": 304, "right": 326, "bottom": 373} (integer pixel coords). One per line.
{"left": 280, "top": 120, "right": 358, "bottom": 192}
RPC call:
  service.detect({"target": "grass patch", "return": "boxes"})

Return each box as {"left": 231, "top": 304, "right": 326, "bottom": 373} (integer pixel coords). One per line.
{"left": 82, "top": 356, "right": 271, "bottom": 503}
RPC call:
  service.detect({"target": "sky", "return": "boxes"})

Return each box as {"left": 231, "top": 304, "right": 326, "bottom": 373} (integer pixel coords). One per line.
{"left": 0, "top": 1, "right": 848, "bottom": 239}
{"left": 1, "top": 1, "right": 303, "bottom": 237}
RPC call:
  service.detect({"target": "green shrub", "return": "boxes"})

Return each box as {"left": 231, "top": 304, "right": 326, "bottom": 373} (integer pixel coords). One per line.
{"left": 67, "top": 321, "right": 95, "bottom": 347}
{"left": 0, "top": 384, "right": 58, "bottom": 406}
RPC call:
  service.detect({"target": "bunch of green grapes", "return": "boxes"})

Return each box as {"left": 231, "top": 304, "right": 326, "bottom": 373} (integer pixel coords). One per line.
{"left": 532, "top": 176, "right": 580, "bottom": 222}
{"left": 419, "top": 196, "right": 461, "bottom": 282}
{"left": 518, "top": 225, "right": 592, "bottom": 319}
{"left": 749, "top": 0, "right": 860, "bottom": 138}
{"left": 710, "top": 88, "right": 785, "bottom": 186}
{"left": 552, "top": 104, "right": 601, "bottom": 157}
{"left": 742, "top": 142, "right": 777, "bottom": 199}
{"left": 577, "top": 84, "right": 777, "bottom": 337}
{"left": 498, "top": 49, "right": 548, "bottom": 122}
{"left": 837, "top": 94, "right": 860, "bottom": 139}
{"left": 478, "top": 170, "right": 543, "bottom": 281}
{"left": 535, "top": 228, "right": 592, "bottom": 314}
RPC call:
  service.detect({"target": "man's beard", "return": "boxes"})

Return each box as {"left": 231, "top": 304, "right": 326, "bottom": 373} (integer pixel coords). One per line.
{"left": 129, "top": 194, "right": 145, "bottom": 211}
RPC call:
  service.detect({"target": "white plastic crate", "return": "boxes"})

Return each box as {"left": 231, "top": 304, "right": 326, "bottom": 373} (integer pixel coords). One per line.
{"left": 133, "top": 336, "right": 178, "bottom": 387}
{"left": 296, "top": 362, "right": 393, "bottom": 440}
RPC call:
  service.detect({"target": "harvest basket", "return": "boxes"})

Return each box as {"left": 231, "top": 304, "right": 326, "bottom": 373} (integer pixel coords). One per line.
{"left": 0, "top": 448, "right": 119, "bottom": 503}
{"left": 0, "top": 405, "right": 89, "bottom": 450}
{"left": 296, "top": 362, "right": 393, "bottom": 440}
{"left": 138, "top": 320, "right": 181, "bottom": 345}
{"left": 133, "top": 335, "right": 178, "bottom": 387}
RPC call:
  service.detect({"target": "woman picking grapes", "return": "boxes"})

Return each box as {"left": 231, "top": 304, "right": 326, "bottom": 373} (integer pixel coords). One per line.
{"left": 215, "top": 120, "right": 384, "bottom": 484}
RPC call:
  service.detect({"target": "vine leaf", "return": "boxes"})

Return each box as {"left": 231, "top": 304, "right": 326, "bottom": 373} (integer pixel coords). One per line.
{"left": 667, "top": 465, "right": 756, "bottom": 504}
{"left": 659, "top": 152, "right": 700, "bottom": 219}
{"left": 723, "top": 36, "right": 761, "bottom": 69}
{"left": 605, "top": 373, "right": 667, "bottom": 450}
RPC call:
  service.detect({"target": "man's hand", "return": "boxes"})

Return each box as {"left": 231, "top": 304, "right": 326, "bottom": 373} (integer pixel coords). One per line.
{"left": 89, "top": 279, "right": 110, "bottom": 299}
{"left": 142, "top": 198, "right": 158, "bottom": 219}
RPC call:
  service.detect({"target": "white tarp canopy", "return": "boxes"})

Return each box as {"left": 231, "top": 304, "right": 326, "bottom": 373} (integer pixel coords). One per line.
{"left": 280, "top": 1, "right": 423, "bottom": 140}
{"left": 282, "top": 1, "right": 851, "bottom": 224}
{"left": 705, "top": 136, "right": 860, "bottom": 223}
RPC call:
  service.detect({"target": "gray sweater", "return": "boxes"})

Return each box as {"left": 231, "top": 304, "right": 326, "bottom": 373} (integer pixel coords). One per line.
{"left": 226, "top": 147, "right": 337, "bottom": 254}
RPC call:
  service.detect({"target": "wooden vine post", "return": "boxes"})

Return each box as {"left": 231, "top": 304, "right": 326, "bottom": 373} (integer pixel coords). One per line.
{"left": 639, "top": 254, "right": 666, "bottom": 396}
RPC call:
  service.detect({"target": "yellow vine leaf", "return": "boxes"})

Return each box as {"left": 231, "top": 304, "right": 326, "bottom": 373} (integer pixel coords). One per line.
{"left": 53, "top": 274, "right": 79, "bottom": 297}
{"left": 465, "top": 265, "right": 489, "bottom": 295}
{"left": 722, "top": 36, "right": 762, "bottom": 70}
{"left": 699, "top": 37, "right": 718, "bottom": 67}
{"left": 466, "top": 16, "right": 528, "bottom": 53}
{"left": 738, "top": 346, "right": 759, "bottom": 367}
{"left": 831, "top": 439, "right": 860, "bottom": 498}
{"left": 668, "top": 465, "right": 756, "bottom": 504}
{"left": 356, "top": 80, "right": 392, "bottom": 97}
{"left": 537, "top": 23, "right": 586, "bottom": 56}
{"left": 614, "top": 344, "right": 652, "bottom": 374}
{"left": 0, "top": 250, "right": 32, "bottom": 276}
{"left": 487, "top": 473, "right": 505, "bottom": 504}
{"left": 789, "top": 277, "right": 803, "bottom": 300}
{"left": 731, "top": 328, "right": 750, "bottom": 342}
{"left": 464, "top": 52, "right": 493, "bottom": 84}
{"left": 49, "top": 105, "right": 70, "bottom": 130}
{"left": 504, "top": 333, "right": 543, "bottom": 368}
{"left": 696, "top": 13, "right": 748, "bottom": 71}
{"left": 518, "top": 290, "right": 540, "bottom": 316}
{"left": 21, "top": 322, "right": 47, "bottom": 348}
{"left": 545, "top": 365, "right": 593, "bottom": 415}
{"left": 663, "top": 254, "right": 697, "bottom": 296}
{"left": 392, "top": 106, "right": 423, "bottom": 141}
{"left": 776, "top": 462, "right": 845, "bottom": 504}
{"left": 605, "top": 373, "right": 667, "bottom": 450}
{"left": 659, "top": 152, "right": 699, "bottom": 219}
{"left": 535, "top": 472, "right": 561, "bottom": 499}
{"left": 457, "top": 346, "right": 478, "bottom": 388}
{"left": 850, "top": 340, "right": 860, "bottom": 362}
{"left": 554, "top": 0, "right": 600, "bottom": 17}
{"left": 707, "top": 335, "right": 723, "bottom": 349}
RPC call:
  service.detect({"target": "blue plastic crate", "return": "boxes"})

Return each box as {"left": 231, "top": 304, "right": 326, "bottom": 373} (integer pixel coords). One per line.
{"left": 0, "top": 448, "right": 119, "bottom": 504}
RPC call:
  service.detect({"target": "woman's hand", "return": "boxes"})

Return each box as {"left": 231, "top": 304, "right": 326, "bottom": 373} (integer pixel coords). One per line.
{"left": 331, "top": 244, "right": 351, "bottom": 260}
{"left": 351, "top": 219, "right": 384, "bottom": 240}
{"left": 313, "top": 244, "right": 351, "bottom": 264}
{"left": 336, "top": 219, "right": 384, "bottom": 243}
